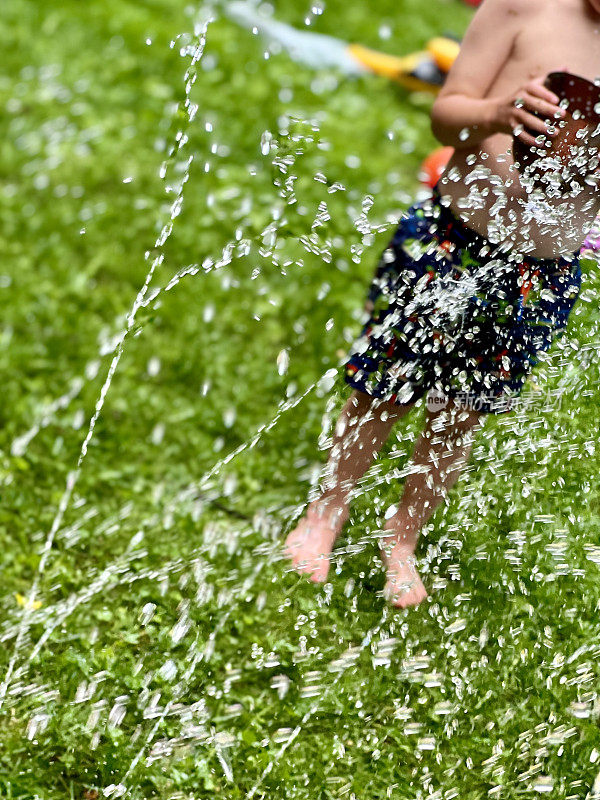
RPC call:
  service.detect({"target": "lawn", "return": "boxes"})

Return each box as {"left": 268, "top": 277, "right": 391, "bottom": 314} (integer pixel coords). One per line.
{"left": 1, "top": 0, "right": 600, "bottom": 797}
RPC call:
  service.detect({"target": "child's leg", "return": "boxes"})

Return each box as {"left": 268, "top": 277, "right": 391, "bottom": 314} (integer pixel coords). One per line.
{"left": 284, "top": 389, "right": 413, "bottom": 582}
{"left": 380, "top": 398, "right": 484, "bottom": 607}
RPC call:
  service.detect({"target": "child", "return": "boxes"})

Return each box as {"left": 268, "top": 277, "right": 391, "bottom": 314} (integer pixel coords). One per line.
{"left": 284, "top": 0, "right": 600, "bottom": 608}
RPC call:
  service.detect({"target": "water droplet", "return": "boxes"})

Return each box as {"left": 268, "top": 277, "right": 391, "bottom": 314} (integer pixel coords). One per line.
{"left": 345, "top": 154, "right": 361, "bottom": 169}
{"left": 223, "top": 407, "right": 236, "bottom": 428}
{"left": 277, "top": 348, "right": 289, "bottom": 375}
{"left": 140, "top": 603, "right": 156, "bottom": 625}
{"left": 159, "top": 659, "right": 178, "bottom": 680}
{"left": 417, "top": 736, "right": 436, "bottom": 751}
{"left": 445, "top": 618, "right": 467, "bottom": 635}
{"left": 147, "top": 357, "right": 161, "bottom": 376}
{"left": 151, "top": 423, "right": 165, "bottom": 445}
{"left": 261, "top": 130, "right": 272, "bottom": 155}
{"left": 531, "top": 776, "right": 554, "bottom": 793}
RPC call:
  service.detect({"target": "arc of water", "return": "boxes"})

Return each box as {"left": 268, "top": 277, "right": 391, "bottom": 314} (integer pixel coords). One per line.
{"left": 0, "top": 22, "right": 212, "bottom": 713}
{"left": 2, "top": 363, "right": 334, "bottom": 707}
{"left": 10, "top": 376, "right": 86, "bottom": 457}
{"left": 7, "top": 115, "right": 338, "bottom": 462}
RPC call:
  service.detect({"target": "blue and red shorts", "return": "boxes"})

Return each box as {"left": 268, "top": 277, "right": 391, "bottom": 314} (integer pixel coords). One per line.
{"left": 344, "top": 188, "right": 581, "bottom": 414}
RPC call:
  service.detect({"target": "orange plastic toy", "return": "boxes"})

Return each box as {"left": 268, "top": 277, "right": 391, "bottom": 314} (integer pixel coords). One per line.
{"left": 418, "top": 146, "right": 454, "bottom": 188}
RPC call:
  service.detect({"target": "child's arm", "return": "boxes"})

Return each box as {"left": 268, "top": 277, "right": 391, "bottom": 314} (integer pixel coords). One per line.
{"left": 430, "top": 0, "right": 565, "bottom": 149}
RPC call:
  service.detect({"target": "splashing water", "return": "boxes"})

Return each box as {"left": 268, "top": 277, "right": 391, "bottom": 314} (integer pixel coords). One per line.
{"left": 2, "top": 1, "right": 600, "bottom": 798}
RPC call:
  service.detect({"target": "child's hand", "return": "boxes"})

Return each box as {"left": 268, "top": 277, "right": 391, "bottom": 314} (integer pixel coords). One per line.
{"left": 493, "top": 76, "right": 567, "bottom": 147}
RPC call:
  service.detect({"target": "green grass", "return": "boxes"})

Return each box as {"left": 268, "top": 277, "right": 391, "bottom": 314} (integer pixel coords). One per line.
{"left": 1, "top": 0, "right": 600, "bottom": 797}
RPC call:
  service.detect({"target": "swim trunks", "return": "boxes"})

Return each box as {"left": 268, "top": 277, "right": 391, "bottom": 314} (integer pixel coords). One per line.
{"left": 344, "top": 187, "right": 581, "bottom": 414}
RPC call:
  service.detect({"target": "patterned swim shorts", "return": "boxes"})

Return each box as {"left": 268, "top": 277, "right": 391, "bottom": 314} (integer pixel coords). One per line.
{"left": 344, "top": 187, "right": 582, "bottom": 414}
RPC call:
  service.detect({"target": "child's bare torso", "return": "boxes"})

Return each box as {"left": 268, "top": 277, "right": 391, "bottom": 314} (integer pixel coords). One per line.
{"left": 439, "top": 0, "right": 600, "bottom": 258}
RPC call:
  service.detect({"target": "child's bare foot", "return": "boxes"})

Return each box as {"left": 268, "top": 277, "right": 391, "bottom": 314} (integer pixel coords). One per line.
{"left": 380, "top": 538, "right": 428, "bottom": 608}
{"left": 283, "top": 504, "right": 347, "bottom": 583}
